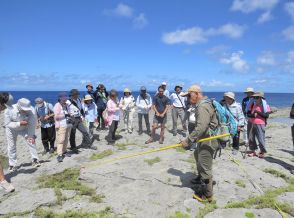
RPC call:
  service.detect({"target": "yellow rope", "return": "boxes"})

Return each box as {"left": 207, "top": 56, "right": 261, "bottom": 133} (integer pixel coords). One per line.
{"left": 83, "top": 133, "right": 230, "bottom": 169}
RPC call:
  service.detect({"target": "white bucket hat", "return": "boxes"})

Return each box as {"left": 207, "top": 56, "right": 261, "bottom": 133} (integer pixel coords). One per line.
{"left": 161, "top": 81, "right": 167, "bottom": 86}
{"left": 224, "top": 92, "right": 235, "bottom": 100}
{"left": 84, "top": 95, "right": 93, "bottom": 101}
{"left": 244, "top": 87, "right": 254, "bottom": 93}
{"left": 17, "top": 98, "right": 32, "bottom": 111}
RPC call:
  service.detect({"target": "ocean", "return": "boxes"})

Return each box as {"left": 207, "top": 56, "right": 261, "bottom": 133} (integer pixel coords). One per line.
{"left": 6, "top": 91, "right": 294, "bottom": 108}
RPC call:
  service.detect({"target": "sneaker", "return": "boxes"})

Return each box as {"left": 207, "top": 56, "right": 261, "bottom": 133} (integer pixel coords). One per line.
{"left": 57, "top": 155, "right": 63, "bottom": 162}
{"left": 247, "top": 151, "right": 257, "bottom": 157}
{"left": 70, "top": 147, "right": 79, "bottom": 154}
{"left": 32, "top": 159, "right": 41, "bottom": 167}
{"left": 232, "top": 149, "right": 238, "bottom": 155}
{"left": 258, "top": 152, "right": 265, "bottom": 158}
{"left": 138, "top": 131, "right": 143, "bottom": 135}
{"left": 173, "top": 133, "right": 177, "bottom": 136}
{"left": 8, "top": 166, "right": 17, "bottom": 173}
{"left": 145, "top": 138, "right": 154, "bottom": 144}
{"left": 0, "top": 180, "right": 15, "bottom": 193}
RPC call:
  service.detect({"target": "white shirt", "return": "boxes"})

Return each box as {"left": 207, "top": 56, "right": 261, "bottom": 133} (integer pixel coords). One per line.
{"left": 119, "top": 95, "right": 135, "bottom": 111}
{"left": 67, "top": 98, "right": 83, "bottom": 118}
{"left": 170, "top": 92, "right": 186, "bottom": 108}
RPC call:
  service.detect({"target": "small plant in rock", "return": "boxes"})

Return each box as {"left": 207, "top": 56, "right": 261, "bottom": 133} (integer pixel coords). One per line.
{"left": 175, "top": 147, "right": 186, "bottom": 153}
{"left": 0, "top": 154, "right": 9, "bottom": 169}
{"left": 169, "top": 211, "right": 190, "bottom": 218}
{"left": 196, "top": 202, "right": 218, "bottom": 218}
{"left": 144, "top": 157, "right": 161, "bottom": 166}
{"left": 245, "top": 212, "right": 255, "bottom": 218}
{"left": 90, "top": 149, "right": 113, "bottom": 160}
{"left": 235, "top": 180, "right": 246, "bottom": 188}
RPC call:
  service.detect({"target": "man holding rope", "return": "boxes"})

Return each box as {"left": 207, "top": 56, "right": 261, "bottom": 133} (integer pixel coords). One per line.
{"left": 180, "top": 85, "right": 218, "bottom": 202}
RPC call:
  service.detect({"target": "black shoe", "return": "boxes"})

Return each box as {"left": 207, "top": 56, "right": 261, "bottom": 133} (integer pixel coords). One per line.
{"left": 70, "top": 147, "right": 79, "bottom": 154}
{"left": 49, "top": 148, "right": 55, "bottom": 154}
{"left": 191, "top": 176, "right": 201, "bottom": 184}
{"left": 57, "top": 155, "right": 63, "bottom": 162}
{"left": 173, "top": 133, "right": 177, "bottom": 136}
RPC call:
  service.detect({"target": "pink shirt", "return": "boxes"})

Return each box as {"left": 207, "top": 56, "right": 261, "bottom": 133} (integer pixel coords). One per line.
{"left": 250, "top": 104, "right": 271, "bottom": 125}
{"left": 106, "top": 99, "right": 120, "bottom": 124}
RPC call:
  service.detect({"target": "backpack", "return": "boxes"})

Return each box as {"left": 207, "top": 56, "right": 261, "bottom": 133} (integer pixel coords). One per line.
{"left": 199, "top": 99, "right": 238, "bottom": 143}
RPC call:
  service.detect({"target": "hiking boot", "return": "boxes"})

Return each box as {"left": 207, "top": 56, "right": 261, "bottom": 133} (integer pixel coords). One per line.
{"left": 0, "top": 180, "right": 15, "bottom": 193}
{"left": 247, "top": 151, "right": 257, "bottom": 157}
{"left": 32, "top": 159, "right": 41, "bottom": 168}
{"left": 8, "top": 166, "right": 17, "bottom": 173}
{"left": 145, "top": 138, "right": 154, "bottom": 144}
{"left": 191, "top": 175, "right": 201, "bottom": 184}
{"left": 57, "top": 155, "right": 64, "bottom": 163}
{"left": 232, "top": 149, "right": 238, "bottom": 155}
{"left": 258, "top": 152, "right": 265, "bottom": 158}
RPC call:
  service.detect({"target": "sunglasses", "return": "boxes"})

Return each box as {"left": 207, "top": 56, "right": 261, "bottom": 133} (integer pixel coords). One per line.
{"left": 253, "top": 96, "right": 260, "bottom": 99}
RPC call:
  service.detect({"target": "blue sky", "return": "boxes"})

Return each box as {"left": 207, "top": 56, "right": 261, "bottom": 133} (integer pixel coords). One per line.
{"left": 0, "top": 0, "right": 293, "bottom": 92}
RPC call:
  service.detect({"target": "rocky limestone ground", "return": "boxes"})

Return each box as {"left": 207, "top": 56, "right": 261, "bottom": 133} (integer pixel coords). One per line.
{"left": 0, "top": 107, "right": 293, "bottom": 218}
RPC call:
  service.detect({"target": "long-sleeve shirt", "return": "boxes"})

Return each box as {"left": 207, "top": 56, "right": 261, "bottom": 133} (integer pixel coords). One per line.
{"left": 107, "top": 99, "right": 120, "bottom": 123}
{"left": 170, "top": 92, "right": 186, "bottom": 108}
{"left": 224, "top": 101, "right": 245, "bottom": 127}
{"left": 83, "top": 102, "right": 97, "bottom": 122}
{"left": 53, "top": 102, "right": 71, "bottom": 128}
{"left": 136, "top": 94, "right": 152, "bottom": 114}
{"left": 4, "top": 104, "right": 37, "bottom": 137}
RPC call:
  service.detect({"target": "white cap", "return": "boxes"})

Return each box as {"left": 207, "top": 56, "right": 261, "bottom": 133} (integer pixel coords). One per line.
{"left": 161, "top": 82, "right": 167, "bottom": 85}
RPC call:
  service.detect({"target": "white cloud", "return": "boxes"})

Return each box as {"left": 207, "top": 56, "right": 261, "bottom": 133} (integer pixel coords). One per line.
{"left": 219, "top": 51, "right": 249, "bottom": 72}
{"left": 200, "top": 80, "right": 234, "bottom": 87}
{"left": 285, "top": 2, "right": 294, "bottom": 21}
{"left": 162, "top": 27, "right": 207, "bottom": 45}
{"left": 231, "top": 0, "right": 279, "bottom": 13}
{"left": 257, "top": 11, "right": 273, "bottom": 23}
{"left": 104, "top": 3, "right": 133, "bottom": 18}
{"left": 133, "top": 13, "right": 148, "bottom": 29}
{"left": 282, "top": 26, "right": 294, "bottom": 40}
{"left": 285, "top": 50, "right": 294, "bottom": 74}
{"left": 255, "top": 79, "right": 267, "bottom": 84}
{"left": 162, "top": 23, "right": 245, "bottom": 45}
{"left": 231, "top": 0, "right": 278, "bottom": 24}
{"left": 257, "top": 51, "right": 276, "bottom": 65}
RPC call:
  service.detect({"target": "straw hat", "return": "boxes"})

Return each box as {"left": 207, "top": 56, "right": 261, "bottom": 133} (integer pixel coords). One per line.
{"left": 17, "top": 98, "right": 32, "bottom": 111}
{"left": 84, "top": 95, "right": 93, "bottom": 101}
{"left": 252, "top": 91, "right": 265, "bottom": 98}
{"left": 181, "top": 85, "right": 201, "bottom": 96}
{"left": 224, "top": 92, "right": 235, "bottom": 100}
{"left": 124, "top": 88, "right": 131, "bottom": 93}
{"left": 244, "top": 87, "right": 254, "bottom": 93}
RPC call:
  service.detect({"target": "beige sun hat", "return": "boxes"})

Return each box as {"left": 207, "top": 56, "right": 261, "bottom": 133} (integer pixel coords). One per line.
{"left": 244, "top": 87, "right": 254, "bottom": 93}
{"left": 181, "top": 85, "right": 202, "bottom": 96}
{"left": 124, "top": 88, "right": 131, "bottom": 93}
{"left": 84, "top": 95, "right": 93, "bottom": 101}
{"left": 224, "top": 92, "right": 235, "bottom": 100}
{"left": 17, "top": 98, "right": 32, "bottom": 111}
{"left": 252, "top": 91, "right": 265, "bottom": 98}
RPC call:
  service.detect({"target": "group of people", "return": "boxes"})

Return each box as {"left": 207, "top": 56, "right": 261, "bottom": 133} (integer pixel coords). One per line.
{"left": 0, "top": 83, "right": 289, "bottom": 203}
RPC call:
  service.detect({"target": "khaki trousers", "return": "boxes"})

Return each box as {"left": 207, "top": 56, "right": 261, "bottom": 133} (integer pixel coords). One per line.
{"left": 56, "top": 127, "right": 71, "bottom": 156}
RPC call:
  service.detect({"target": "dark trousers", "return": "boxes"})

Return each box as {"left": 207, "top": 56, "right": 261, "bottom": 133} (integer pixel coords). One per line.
{"left": 70, "top": 118, "right": 91, "bottom": 149}
{"left": 41, "top": 125, "right": 56, "bottom": 151}
{"left": 138, "top": 113, "right": 150, "bottom": 133}
{"left": 232, "top": 131, "right": 240, "bottom": 150}
{"left": 97, "top": 109, "right": 105, "bottom": 128}
{"left": 107, "top": 121, "right": 119, "bottom": 141}
{"left": 291, "top": 124, "right": 294, "bottom": 148}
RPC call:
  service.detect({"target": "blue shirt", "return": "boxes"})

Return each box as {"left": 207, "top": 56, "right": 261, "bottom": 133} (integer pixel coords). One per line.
{"left": 35, "top": 102, "right": 55, "bottom": 128}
